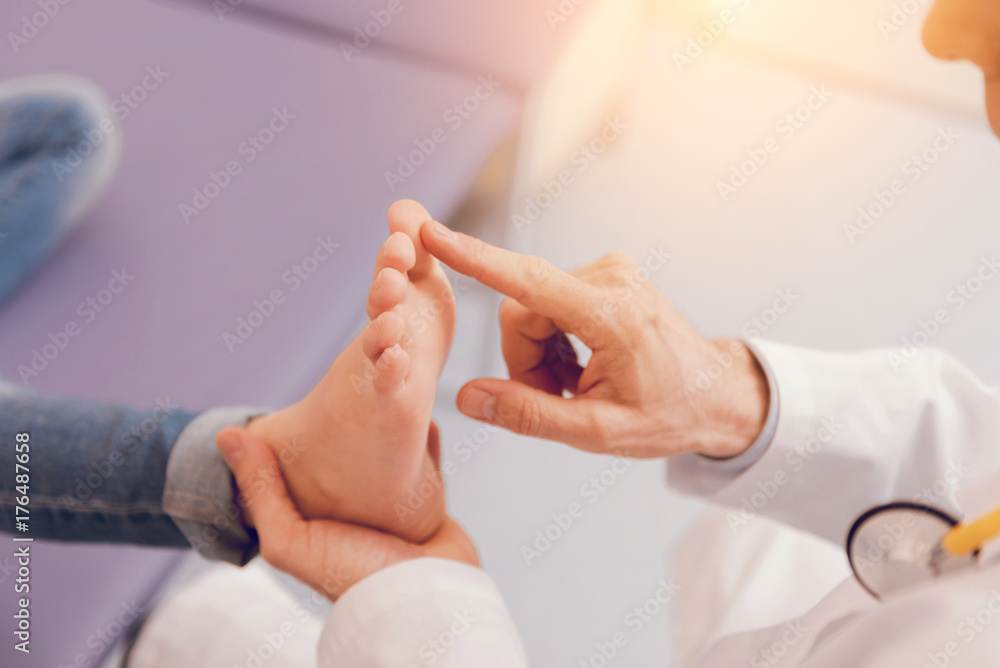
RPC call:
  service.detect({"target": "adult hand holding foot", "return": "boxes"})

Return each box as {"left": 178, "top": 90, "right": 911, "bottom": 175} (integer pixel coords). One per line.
{"left": 216, "top": 425, "right": 478, "bottom": 601}
{"left": 420, "top": 221, "right": 770, "bottom": 459}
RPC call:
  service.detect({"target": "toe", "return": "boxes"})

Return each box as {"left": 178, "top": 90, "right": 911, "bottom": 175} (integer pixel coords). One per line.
{"left": 387, "top": 199, "right": 437, "bottom": 279}
{"left": 362, "top": 311, "right": 406, "bottom": 363}
{"left": 373, "top": 343, "right": 410, "bottom": 393}
{"left": 366, "top": 267, "right": 408, "bottom": 319}
{"left": 373, "top": 232, "right": 416, "bottom": 279}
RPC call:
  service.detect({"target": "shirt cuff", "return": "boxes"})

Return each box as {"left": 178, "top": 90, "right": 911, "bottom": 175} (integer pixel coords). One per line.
{"left": 163, "top": 405, "right": 271, "bottom": 565}
{"left": 667, "top": 340, "right": 780, "bottom": 490}
{"left": 321, "top": 558, "right": 528, "bottom": 667}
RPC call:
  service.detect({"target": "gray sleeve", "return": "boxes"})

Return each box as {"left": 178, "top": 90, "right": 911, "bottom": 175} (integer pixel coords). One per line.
{"left": 162, "top": 406, "right": 272, "bottom": 565}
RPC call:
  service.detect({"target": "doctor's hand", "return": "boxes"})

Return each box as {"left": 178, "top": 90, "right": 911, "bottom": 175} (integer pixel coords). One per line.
{"left": 216, "top": 426, "right": 479, "bottom": 602}
{"left": 420, "top": 222, "right": 769, "bottom": 460}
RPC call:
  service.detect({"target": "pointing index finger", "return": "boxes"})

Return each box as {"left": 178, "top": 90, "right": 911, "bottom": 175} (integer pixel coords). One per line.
{"left": 420, "top": 221, "right": 606, "bottom": 339}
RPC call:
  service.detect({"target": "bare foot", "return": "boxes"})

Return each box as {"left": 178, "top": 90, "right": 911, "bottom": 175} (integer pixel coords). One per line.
{"left": 247, "top": 200, "right": 455, "bottom": 542}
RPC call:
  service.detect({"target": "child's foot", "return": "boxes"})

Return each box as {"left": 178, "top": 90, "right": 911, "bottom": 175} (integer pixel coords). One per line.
{"left": 246, "top": 200, "right": 455, "bottom": 543}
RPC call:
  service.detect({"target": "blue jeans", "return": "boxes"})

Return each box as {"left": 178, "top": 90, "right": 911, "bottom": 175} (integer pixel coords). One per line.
{"left": 0, "top": 92, "right": 102, "bottom": 306}
{"left": 0, "top": 85, "right": 259, "bottom": 563}
{"left": 0, "top": 381, "right": 197, "bottom": 547}
{"left": 0, "top": 87, "right": 198, "bottom": 548}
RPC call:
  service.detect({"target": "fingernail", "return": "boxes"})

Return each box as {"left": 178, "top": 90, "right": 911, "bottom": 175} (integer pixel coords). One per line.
{"left": 217, "top": 433, "right": 244, "bottom": 466}
{"left": 461, "top": 388, "right": 496, "bottom": 421}
{"left": 432, "top": 220, "right": 457, "bottom": 240}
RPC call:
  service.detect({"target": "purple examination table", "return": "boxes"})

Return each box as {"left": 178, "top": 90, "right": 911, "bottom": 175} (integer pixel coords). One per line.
{"left": 0, "top": 0, "right": 574, "bottom": 664}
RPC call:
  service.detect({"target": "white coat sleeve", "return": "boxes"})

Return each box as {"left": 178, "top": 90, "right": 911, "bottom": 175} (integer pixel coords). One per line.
{"left": 317, "top": 557, "right": 529, "bottom": 667}
{"left": 668, "top": 340, "right": 1000, "bottom": 547}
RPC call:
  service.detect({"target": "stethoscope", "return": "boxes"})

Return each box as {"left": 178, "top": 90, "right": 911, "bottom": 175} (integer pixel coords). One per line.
{"left": 847, "top": 501, "right": 1000, "bottom": 599}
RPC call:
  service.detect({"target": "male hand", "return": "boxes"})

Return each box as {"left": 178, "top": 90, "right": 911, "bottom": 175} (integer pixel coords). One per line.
{"left": 216, "top": 426, "right": 478, "bottom": 601}
{"left": 420, "top": 221, "right": 769, "bottom": 459}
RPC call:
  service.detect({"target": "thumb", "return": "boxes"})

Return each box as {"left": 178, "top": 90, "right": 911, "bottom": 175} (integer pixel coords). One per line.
{"left": 457, "top": 379, "right": 610, "bottom": 452}
{"left": 216, "top": 426, "right": 303, "bottom": 547}
{"left": 217, "top": 428, "right": 431, "bottom": 601}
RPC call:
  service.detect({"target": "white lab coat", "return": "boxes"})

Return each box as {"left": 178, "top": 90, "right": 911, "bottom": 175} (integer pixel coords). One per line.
{"left": 319, "top": 341, "right": 1000, "bottom": 667}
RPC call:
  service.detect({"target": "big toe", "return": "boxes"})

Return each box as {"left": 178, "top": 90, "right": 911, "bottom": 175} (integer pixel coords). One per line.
{"left": 387, "top": 199, "right": 436, "bottom": 278}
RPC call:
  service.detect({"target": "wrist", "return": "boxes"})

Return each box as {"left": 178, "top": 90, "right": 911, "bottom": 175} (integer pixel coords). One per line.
{"left": 697, "top": 339, "right": 769, "bottom": 459}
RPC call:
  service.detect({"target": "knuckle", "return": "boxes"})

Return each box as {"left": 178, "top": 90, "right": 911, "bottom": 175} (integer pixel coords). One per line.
{"left": 524, "top": 255, "right": 556, "bottom": 288}
{"left": 468, "top": 239, "right": 489, "bottom": 279}
{"left": 610, "top": 295, "right": 643, "bottom": 333}
{"left": 604, "top": 252, "right": 636, "bottom": 270}
{"left": 581, "top": 293, "right": 621, "bottom": 337}
{"left": 597, "top": 289, "right": 622, "bottom": 318}
{"left": 512, "top": 396, "right": 544, "bottom": 437}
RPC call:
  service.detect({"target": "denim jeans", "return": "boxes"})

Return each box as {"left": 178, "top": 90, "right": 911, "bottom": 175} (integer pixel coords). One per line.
{"left": 0, "top": 87, "right": 198, "bottom": 545}
{"left": 0, "top": 84, "right": 260, "bottom": 563}
{"left": 0, "top": 92, "right": 102, "bottom": 306}
{"left": 0, "top": 381, "right": 198, "bottom": 547}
